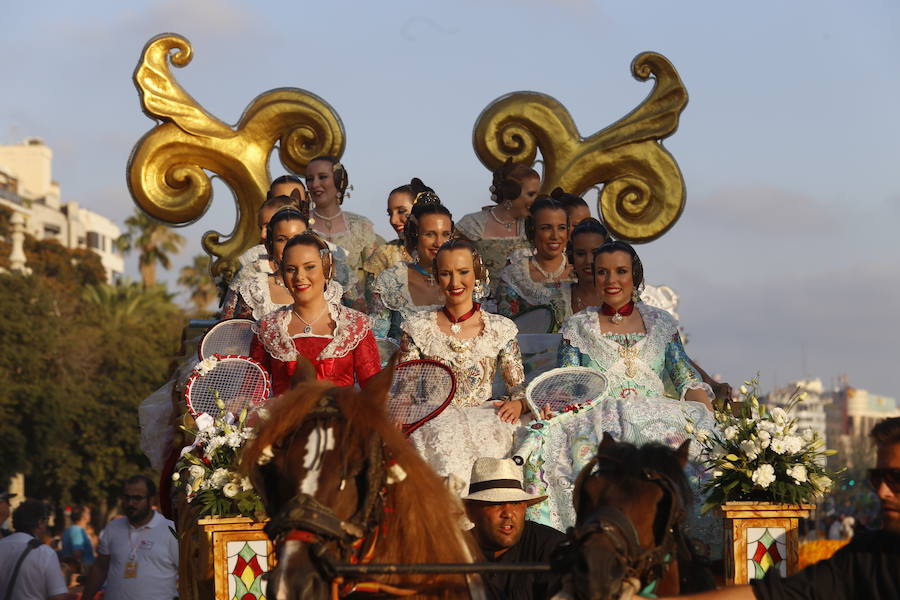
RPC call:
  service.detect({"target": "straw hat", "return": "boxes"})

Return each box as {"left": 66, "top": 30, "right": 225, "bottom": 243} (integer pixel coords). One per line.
{"left": 461, "top": 457, "right": 547, "bottom": 505}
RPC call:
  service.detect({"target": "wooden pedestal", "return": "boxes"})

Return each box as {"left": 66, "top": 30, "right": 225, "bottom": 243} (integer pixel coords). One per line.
{"left": 721, "top": 502, "right": 813, "bottom": 585}
{"left": 195, "top": 517, "right": 274, "bottom": 600}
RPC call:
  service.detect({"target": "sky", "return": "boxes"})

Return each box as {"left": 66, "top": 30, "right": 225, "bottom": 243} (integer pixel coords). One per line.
{"left": 2, "top": 0, "right": 899, "bottom": 396}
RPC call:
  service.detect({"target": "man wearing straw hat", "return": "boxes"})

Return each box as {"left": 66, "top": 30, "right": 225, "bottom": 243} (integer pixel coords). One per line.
{"left": 463, "top": 457, "right": 566, "bottom": 600}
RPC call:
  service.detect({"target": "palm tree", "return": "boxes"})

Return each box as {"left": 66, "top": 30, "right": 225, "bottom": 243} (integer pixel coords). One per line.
{"left": 82, "top": 280, "right": 180, "bottom": 329}
{"left": 116, "top": 210, "right": 185, "bottom": 288}
{"left": 178, "top": 254, "right": 217, "bottom": 315}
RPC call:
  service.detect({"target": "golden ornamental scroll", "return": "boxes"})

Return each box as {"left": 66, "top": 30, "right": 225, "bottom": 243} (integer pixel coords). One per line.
{"left": 127, "top": 33, "right": 346, "bottom": 280}
{"left": 473, "top": 51, "right": 689, "bottom": 243}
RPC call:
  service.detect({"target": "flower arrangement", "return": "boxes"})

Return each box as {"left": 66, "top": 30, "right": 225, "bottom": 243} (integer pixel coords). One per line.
{"left": 688, "top": 377, "right": 836, "bottom": 513}
{"left": 173, "top": 398, "right": 266, "bottom": 519}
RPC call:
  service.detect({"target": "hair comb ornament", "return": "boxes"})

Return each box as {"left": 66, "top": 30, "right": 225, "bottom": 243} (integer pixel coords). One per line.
{"left": 414, "top": 190, "right": 441, "bottom": 205}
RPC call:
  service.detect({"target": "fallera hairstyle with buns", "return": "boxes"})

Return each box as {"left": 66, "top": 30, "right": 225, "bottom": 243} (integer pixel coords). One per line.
{"left": 402, "top": 178, "right": 454, "bottom": 254}
{"left": 490, "top": 158, "right": 540, "bottom": 204}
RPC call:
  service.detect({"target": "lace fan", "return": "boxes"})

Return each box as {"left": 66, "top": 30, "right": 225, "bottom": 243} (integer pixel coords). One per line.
{"left": 387, "top": 359, "right": 456, "bottom": 436}
{"left": 513, "top": 306, "right": 555, "bottom": 334}
{"left": 525, "top": 366, "right": 608, "bottom": 416}
{"left": 198, "top": 318, "right": 255, "bottom": 359}
{"left": 184, "top": 355, "right": 271, "bottom": 417}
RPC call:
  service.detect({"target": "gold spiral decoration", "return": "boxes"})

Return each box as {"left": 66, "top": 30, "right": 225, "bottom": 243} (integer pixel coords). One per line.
{"left": 127, "top": 33, "right": 345, "bottom": 278}
{"left": 473, "top": 51, "right": 688, "bottom": 242}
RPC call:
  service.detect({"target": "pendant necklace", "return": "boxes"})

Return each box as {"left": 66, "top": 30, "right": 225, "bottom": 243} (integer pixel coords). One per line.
{"left": 313, "top": 209, "right": 343, "bottom": 232}
{"left": 293, "top": 307, "right": 329, "bottom": 334}
{"left": 531, "top": 255, "right": 567, "bottom": 282}
{"left": 407, "top": 261, "right": 435, "bottom": 286}
{"left": 488, "top": 207, "right": 515, "bottom": 232}
{"left": 442, "top": 302, "right": 481, "bottom": 335}
{"left": 600, "top": 301, "right": 635, "bottom": 324}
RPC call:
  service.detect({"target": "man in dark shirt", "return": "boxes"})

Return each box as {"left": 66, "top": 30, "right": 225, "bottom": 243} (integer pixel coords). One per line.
{"left": 463, "top": 457, "right": 566, "bottom": 600}
{"left": 654, "top": 416, "right": 900, "bottom": 600}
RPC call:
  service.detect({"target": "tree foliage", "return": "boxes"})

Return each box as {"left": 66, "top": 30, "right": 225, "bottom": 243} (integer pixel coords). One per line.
{"left": 0, "top": 240, "right": 186, "bottom": 507}
{"left": 178, "top": 254, "right": 217, "bottom": 317}
{"left": 116, "top": 209, "right": 185, "bottom": 288}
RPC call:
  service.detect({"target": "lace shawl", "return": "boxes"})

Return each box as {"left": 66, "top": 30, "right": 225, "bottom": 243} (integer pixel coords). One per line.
{"left": 641, "top": 283, "right": 681, "bottom": 322}
{"left": 369, "top": 264, "right": 442, "bottom": 338}
{"left": 397, "top": 310, "right": 525, "bottom": 407}
{"left": 363, "top": 240, "right": 411, "bottom": 276}
{"left": 498, "top": 256, "right": 572, "bottom": 329}
{"left": 253, "top": 302, "right": 374, "bottom": 361}
{"left": 559, "top": 304, "right": 712, "bottom": 401}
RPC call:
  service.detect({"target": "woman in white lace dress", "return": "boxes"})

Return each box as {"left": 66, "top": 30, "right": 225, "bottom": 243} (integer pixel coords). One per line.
{"left": 396, "top": 239, "right": 529, "bottom": 492}
{"left": 496, "top": 196, "right": 575, "bottom": 332}
{"left": 369, "top": 180, "right": 452, "bottom": 339}
{"left": 306, "top": 156, "right": 383, "bottom": 312}
{"left": 222, "top": 208, "right": 342, "bottom": 319}
{"left": 456, "top": 160, "right": 539, "bottom": 297}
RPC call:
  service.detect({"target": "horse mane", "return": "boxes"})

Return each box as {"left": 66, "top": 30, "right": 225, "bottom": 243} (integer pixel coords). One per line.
{"left": 594, "top": 439, "right": 693, "bottom": 509}
{"left": 242, "top": 369, "right": 477, "bottom": 570}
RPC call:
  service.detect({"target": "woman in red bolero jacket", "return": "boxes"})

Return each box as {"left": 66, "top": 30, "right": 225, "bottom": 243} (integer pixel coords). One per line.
{"left": 251, "top": 232, "right": 380, "bottom": 394}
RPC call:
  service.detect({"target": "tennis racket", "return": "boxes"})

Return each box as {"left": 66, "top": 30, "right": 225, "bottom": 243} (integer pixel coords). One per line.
{"left": 184, "top": 354, "right": 271, "bottom": 417}
{"left": 387, "top": 359, "right": 456, "bottom": 436}
{"left": 525, "top": 366, "right": 608, "bottom": 417}
{"left": 513, "top": 306, "right": 555, "bottom": 334}
{"left": 376, "top": 337, "right": 400, "bottom": 367}
{"left": 198, "top": 318, "right": 255, "bottom": 360}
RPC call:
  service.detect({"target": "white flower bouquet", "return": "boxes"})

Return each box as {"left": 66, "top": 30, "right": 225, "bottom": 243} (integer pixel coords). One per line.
{"left": 173, "top": 397, "right": 266, "bottom": 519}
{"left": 688, "top": 377, "right": 836, "bottom": 514}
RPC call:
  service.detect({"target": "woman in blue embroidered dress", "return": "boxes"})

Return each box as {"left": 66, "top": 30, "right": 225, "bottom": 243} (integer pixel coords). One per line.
{"left": 515, "top": 241, "right": 721, "bottom": 554}
{"left": 496, "top": 196, "right": 575, "bottom": 333}
{"left": 369, "top": 180, "right": 453, "bottom": 339}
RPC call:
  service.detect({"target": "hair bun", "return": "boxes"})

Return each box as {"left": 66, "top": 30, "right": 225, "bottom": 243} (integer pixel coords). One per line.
{"left": 409, "top": 177, "right": 441, "bottom": 205}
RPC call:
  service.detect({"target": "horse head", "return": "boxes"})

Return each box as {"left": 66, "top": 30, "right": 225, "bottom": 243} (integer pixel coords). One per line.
{"left": 242, "top": 359, "right": 396, "bottom": 600}
{"left": 568, "top": 432, "right": 691, "bottom": 600}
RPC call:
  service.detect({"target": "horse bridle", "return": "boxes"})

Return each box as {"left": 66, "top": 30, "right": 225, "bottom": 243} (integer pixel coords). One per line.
{"left": 262, "top": 393, "right": 388, "bottom": 565}
{"left": 562, "top": 454, "right": 687, "bottom": 592}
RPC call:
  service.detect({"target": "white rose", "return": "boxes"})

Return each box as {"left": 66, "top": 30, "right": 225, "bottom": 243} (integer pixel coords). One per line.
{"left": 226, "top": 433, "right": 244, "bottom": 448}
{"left": 171, "top": 472, "right": 180, "bottom": 482}
{"left": 752, "top": 464, "right": 776, "bottom": 489}
{"left": 223, "top": 482, "right": 240, "bottom": 498}
{"left": 195, "top": 357, "right": 219, "bottom": 376}
{"left": 210, "top": 468, "right": 230, "bottom": 489}
{"left": 802, "top": 428, "right": 816, "bottom": 442}
{"left": 757, "top": 430, "right": 772, "bottom": 449}
{"left": 189, "top": 465, "right": 206, "bottom": 480}
{"left": 786, "top": 464, "right": 808, "bottom": 484}
{"left": 724, "top": 426, "right": 738, "bottom": 441}
{"left": 740, "top": 439, "right": 760, "bottom": 460}
{"left": 784, "top": 436, "right": 804, "bottom": 455}
{"left": 770, "top": 407, "right": 787, "bottom": 426}
{"left": 758, "top": 420, "right": 777, "bottom": 434}
{"left": 195, "top": 413, "right": 215, "bottom": 433}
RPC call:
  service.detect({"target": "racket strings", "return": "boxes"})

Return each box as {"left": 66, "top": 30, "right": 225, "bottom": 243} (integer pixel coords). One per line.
{"left": 388, "top": 363, "right": 454, "bottom": 425}
{"left": 200, "top": 321, "right": 254, "bottom": 359}
{"left": 187, "top": 360, "right": 268, "bottom": 417}
{"left": 528, "top": 371, "right": 608, "bottom": 412}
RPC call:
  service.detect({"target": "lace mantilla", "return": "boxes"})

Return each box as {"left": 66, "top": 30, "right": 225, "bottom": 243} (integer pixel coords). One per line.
{"left": 499, "top": 256, "right": 573, "bottom": 312}
{"left": 641, "top": 283, "right": 680, "bottom": 322}
{"left": 560, "top": 304, "right": 676, "bottom": 397}
{"left": 229, "top": 264, "right": 344, "bottom": 320}
{"left": 313, "top": 212, "right": 379, "bottom": 271}
{"left": 372, "top": 264, "right": 442, "bottom": 313}
{"left": 399, "top": 310, "right": 524, "bottom": 406}
{"left": 253, "top": 303, "right": 373, "bottom": 361}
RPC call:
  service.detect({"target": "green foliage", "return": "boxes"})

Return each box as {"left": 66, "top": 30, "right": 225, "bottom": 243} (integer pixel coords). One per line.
{"left": 0, "top": 243, "right": 186, "bottom": 506}
{"left": 117, "top": 210, "right": 185, "bottom": 288}
{"left": 178, "top": 254, "right": 217, "bottom": 317}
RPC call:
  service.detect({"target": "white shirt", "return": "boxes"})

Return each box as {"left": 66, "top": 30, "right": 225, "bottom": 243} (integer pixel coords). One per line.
{"left": 0, "top": 532, "right": 68, "bottom": 600}
{"left": 97, "top": 512, "right": 178, "bottom": 600}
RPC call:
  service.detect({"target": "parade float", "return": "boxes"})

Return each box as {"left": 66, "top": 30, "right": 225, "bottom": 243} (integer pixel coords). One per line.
{"left": 127, "top": 32, "right": 835, "bottom": 599}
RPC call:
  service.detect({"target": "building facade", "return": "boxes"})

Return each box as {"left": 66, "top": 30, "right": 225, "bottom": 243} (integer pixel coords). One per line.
{"left": 764, "top": 378, "right": 831, "bottom": 446}
{"left": 0, "top": 138, "right": 123, "bottom": 281}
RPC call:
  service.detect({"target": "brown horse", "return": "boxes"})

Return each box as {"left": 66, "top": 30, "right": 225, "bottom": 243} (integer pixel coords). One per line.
{"left": 241, "top": 362, "right": 483, "bottom": 600}
{"left": 558, "top": 433, "right": 712, "bottom": 600}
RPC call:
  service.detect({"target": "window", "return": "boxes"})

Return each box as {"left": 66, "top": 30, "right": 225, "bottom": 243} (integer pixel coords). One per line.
{"left": 87, "top": 231, "right": 100, "bottom": 249}
{"left": 43, "top": 224, "right": 61, "bottom": 238}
